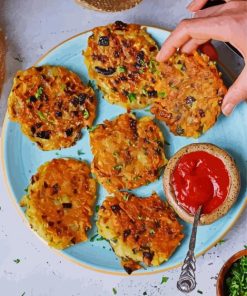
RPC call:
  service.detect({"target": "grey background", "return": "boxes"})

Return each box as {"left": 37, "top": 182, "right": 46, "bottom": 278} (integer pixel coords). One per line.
{"left": 0, "top": 0, "right": 246, "bottom": 295}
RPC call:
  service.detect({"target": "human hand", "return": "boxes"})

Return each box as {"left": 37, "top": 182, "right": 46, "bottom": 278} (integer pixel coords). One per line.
{"left": 156, "top": 1, "right": 247, "bottom": 116}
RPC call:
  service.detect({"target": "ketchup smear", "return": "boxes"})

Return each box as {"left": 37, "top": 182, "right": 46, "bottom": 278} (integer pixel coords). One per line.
{"left": 172, "top": 151, "right": 230, "bottom": 215}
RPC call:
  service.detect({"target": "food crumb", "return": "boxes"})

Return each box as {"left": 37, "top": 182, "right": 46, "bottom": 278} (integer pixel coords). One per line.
{"left": 161, "top": 276, "right": 169, "bottom": 284}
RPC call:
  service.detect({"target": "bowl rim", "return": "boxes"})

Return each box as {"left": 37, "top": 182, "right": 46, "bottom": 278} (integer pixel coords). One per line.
{"left": 163, "top": 143, "right": 241, "bottom": 225}
{"left": 216, "top": 249, "right": 247, "bottom": 296}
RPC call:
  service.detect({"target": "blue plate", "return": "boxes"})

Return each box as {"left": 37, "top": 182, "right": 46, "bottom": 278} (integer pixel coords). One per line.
{"left": 2, "top": 27, "right": 247, "bottom": 275}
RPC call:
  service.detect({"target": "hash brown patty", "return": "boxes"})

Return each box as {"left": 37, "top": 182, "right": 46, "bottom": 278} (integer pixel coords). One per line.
{"left": 97, "top": 192, "right": 184, "bottom": 274}
{"left": 151, "top": 51, "right": 227, "bottom": 138}
{"left": 90, "top": 113, "right": 167, "bottom": 192}
{"left": 20, "top": 158, "right": 97, "bottom": 249}
{"left": 8, "top": 65, "right": 96, "bottom": 150}
{"left": 84, "top": 21, "right": 167, "bottom": 109}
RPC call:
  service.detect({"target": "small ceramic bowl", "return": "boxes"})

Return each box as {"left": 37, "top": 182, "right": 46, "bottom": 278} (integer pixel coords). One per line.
{"left": 217, "top": 249, "right": 247, "bottom": 296}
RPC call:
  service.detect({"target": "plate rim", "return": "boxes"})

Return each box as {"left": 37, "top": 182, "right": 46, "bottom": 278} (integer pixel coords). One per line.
{"left": 1, "top": 25, "right": 247, "bottom": 276}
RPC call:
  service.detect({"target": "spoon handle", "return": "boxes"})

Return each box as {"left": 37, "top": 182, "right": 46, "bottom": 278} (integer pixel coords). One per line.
{"left": 177, "top": 206, "right": 202, "bottom": 293}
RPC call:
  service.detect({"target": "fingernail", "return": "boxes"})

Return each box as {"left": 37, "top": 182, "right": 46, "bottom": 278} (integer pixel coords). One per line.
{"left": 222, "top": 103, "right": 235, "bottom": 116}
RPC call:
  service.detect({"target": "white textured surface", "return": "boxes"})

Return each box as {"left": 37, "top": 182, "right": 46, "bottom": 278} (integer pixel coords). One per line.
{"left": 0, "top": 0, "right": 246, "bottom": 295}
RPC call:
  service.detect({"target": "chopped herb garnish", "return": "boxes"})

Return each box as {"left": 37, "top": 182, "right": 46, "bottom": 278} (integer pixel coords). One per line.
{"left": 88, "top": 80, "right": 94, "bottom": 88}
{"left": 96, "top": 236, "right": 105, "bottom": 241}
{"left": 216, "top": 239, "right": 228, "bottom": 246}
{"left": 158, "top": 91, "right": 167, "bottom": 98}
{"left": 90, "top": 234, "right": 98, "bottom": 242}
{"left": 35, "top": 86, "right": 43, "bottom": 99}
{"left": 157, "top": 166, "right": 165, "bottom": 177}
{"left": 127, "top": 93, "right": 136, "bottom": 103}
{"left": 88, "top": 125, "right": 99, "bottom": 132}
{"left": 61, "top": 84, "right": 66, "bottom": 91}
{"left": 95, "top": 205, "right": 100, "bottom": 212}
{"left": 83, "top": 109, "right": 90, "bottom": 119}
{"left": 226, "top": 256, "right": 247, "bottom": 296}
{"left": 244, "top": 245, "right": 247, "bottom": 249}
{"left": 77, "top": 149, "right": 85, "bottom": 156}
{"left": 149, "top": 229, "right": 155, "bottom": 235}
{"left": 123, "top": 194, "right": 129, "bottom": 201}
{"left": 197, "top": 290, "right": 203, "bottom": 294}
{"left": 118, "top": 66, "right": 126, "bottom": 73}
{"left": 112, "top": 288, "right": 117, "bottom": 295}
{"left": 142, "top": 88, "right": 148, "bottom": 96}
{"left": 149, "top": 60, "right": 157, "bottom": 74}
{"left": 175, "top": 63, "right": 186, "bottom": 72}
{"left": 161, "top": 276, "right": 169, "bottom": 284}
{"left": 37, "top": 111, "right": 46, "bottom": 121}
{"left": 13, "top": 258, "right": 20, "bottom": 264}
{"left": 113, "top": 164, "right": 123, "bottom": 171}
{"left": 24, "top": 187, "right": 28, "bottom": 193}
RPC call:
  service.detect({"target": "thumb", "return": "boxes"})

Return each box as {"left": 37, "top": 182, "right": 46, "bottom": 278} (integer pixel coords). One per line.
{"left": 222, "top": 67, "right": 247, "bottom": 116}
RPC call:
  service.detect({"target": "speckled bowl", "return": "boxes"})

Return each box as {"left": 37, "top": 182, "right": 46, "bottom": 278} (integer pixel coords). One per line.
{"left": 163, "top": 143, "right": 241, "bottom": 225}
{"left": 75, "top": 0, "right": 143, "bottom": 12}
{"left": 217, "top": 249, "right": 247, "bottom": 296}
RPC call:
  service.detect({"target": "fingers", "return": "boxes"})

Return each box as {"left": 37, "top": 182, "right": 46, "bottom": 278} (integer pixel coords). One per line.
{"left": 181, "top": 38, "right": 207, "bottom": 53}
{"left": 222, "top": 67, "right": 247, "bottom": 115}
{"left": 187, "top": 0, "right": 209, "bottom": 12}
{"left": 194, "top": 4, "right": 226, "bottom": 17}
{"left": 157, "top": 16, "right": 230, "bottom": 62}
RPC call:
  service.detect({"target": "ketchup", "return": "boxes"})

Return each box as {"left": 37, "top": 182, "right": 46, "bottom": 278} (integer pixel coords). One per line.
{"left": 171, "top": 151, "right": 230, "bottom": 215}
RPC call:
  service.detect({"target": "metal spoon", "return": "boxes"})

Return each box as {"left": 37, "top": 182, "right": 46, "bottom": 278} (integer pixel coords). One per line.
{"left": 177, "top": 206, "right": 202, "bottom": 293}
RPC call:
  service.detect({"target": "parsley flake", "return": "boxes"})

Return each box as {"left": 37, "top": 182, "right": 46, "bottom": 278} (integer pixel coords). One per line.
{"left": 35, "top": 86, "right": 43, "bottom": 99}
{"left": 90, "top": 234, "right": 98, "bottom": 242}
{"left": 118, "top": 66, "right": 126, "bottom": 73}
{"left": 161, "top": 276, "right": 169, "bottom": 284}
{"left": 88, "top": 80, "right": 94, "bottom": 88}
{"left": 83, "top": 109, "right": 89, "bottom": 119}
{"left": 216, "top": 239, "right": 228, "bottom": 246}
{"left": 113, "top": 164, "right": 123, "bottom": 171}
{"left": 77, "top": 149, "right": 85, "bottom": 156}
{"left": 127, "top": 93, "right": 136, "bottom": 103}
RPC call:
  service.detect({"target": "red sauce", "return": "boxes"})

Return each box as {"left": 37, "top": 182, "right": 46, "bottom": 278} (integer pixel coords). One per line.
{"left": 171, "top": 151, "right": 229, "bottom": 215}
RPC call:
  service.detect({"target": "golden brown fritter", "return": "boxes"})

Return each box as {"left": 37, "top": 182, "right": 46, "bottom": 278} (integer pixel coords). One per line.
{"left": 84, "top": 21, "right": 167, "bottom": 109}
{"left": 151, "top": 51, "right": 227, "bottom": 138}
{"left": 20, "top": 158, "right": 97, "bottom": 249}
{"left": 90, "top": 113, "right": 167, "bottom": 192}
{"left": 8, "top": 65, "right": 96, "bottom": 150}
{"left": 97, "top": 192, "right": 184, "bottom": 274}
